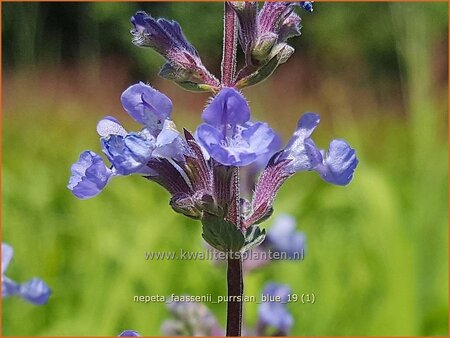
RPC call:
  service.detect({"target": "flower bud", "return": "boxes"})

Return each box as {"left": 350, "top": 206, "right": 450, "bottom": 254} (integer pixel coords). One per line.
{"left": 251, "top": 32, "right": 277, "bottom": 62}
{"left": 170, "top": 193, "right": 202, "bottom": 219}
{"left": 131, "top": 12, "right": 219, "bottom": 92}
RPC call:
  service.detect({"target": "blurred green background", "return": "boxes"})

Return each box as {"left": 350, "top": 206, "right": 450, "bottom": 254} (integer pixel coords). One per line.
{"left": 2, "top": 2, "right": 448, "bottom": 336}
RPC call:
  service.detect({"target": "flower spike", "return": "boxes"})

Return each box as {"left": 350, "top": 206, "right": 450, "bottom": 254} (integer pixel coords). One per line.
{"left": 69, "top": 2, "right": 356, "bottom": 261}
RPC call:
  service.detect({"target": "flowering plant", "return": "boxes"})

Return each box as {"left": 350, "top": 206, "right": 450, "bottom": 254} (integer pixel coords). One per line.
{"left": 68, "top": 2, "right": 358, "bottom": 336}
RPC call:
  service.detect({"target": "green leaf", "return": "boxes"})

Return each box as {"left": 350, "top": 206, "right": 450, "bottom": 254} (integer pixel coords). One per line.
{"left": 174, "top": 81, "right": 217, "bottom": 92}
{"left": 201, "top": 212, "right": 245, "bottom": 252}
{"left": 240, "top": 224, "right": 266, "bottom": 253}
{"left": 235, "top": 43, "right": 294, "bottom": 89}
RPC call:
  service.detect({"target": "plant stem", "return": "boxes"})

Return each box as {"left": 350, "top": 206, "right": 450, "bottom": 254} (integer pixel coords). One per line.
{"left": 226, "top": 256, "right": 243, "bottom": 336}
{"left": 221, "top": 1, "right": 237, "bottom": 87}
{"left": 223, "top": 4, "right": 241, "bottom": 326}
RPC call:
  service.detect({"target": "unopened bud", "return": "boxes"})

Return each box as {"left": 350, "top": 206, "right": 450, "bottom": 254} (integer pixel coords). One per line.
{"left": 251, "top": 33, "right": 277, "bottom": 62}
{"left": 170, "top": 193, "right": 202, "bottom": 219}
{"left": 131, "top": 11, "right": 219, "bottom": 92}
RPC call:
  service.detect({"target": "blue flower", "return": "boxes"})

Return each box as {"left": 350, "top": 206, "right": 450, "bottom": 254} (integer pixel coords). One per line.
{"left": 245, "top": 112, "right": 358, "bottom": 228}
{"left": 2, "top": 243, "right": 51, "bottom": 305}
{"left": 98, "top": 118, "right": 187, "bottom": 177}
{"left": 300, "top": 2, "right": 314, "bottom": 13}
{"left": 118, "top": 330, "right": 140, "bottom": 337}
{"left": 196, "top": 88, "right": 279, "bottom": 166}
{"left": 257, "top": 283, "right": 293, "bottom": 335}
{"left": 100, "top": 129, "right": 156, "bottom": 176}
{"left": 68, "top": 83, "right": 189, "bottom": 199}
{"left": 120, "top": 82, "right": 173, "bottom": 134}
{"left": 67, "top": 151, "right": 113, "bottom": 199}
{"left": 266, "top": 214, "right": 305, "bottom": 259}
{"left": 276, "top": 112, "right": 358, "bottom": 186}
{"left": 152, "top": 120, "right": 190, "bottom": 162}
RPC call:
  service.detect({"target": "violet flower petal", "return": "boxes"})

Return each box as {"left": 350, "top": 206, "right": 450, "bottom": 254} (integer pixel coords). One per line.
{"left": 266, "top": 214, "right": 305, "bottom": 259}
{"left": 202, "top": 88, "right": 250, "bottom": 127}
{"left": 314, "top": 139, "right": 358, "bottom": 186}
{"left": 2, "top": 243, "right": 51, "bottom": 305}
{"left": 120, "top": 82, "right": 173, "bottom": 132}
{"left": 197, "top": 88, "right": 279, "bottom": 167}
{"left": 1, "top": 243, "right": 13, "bottom": 275}
{"left": 153, "top": 120, "right": 189, "bottom": 162}
{"left": 101, "top": 133, "right": 155, "bottom": 176}
{"left": 118, "top": 330, "right": 140, "bottom": 337}
{"left": 97, "top": 116, "right": 127, "bottom": 137}
{"left": 276, "top": 112, "right": 322, "bottom": 172}
{"left": 2, "top": 276, "right": 20, "bottom": 298}
{"left": 19, "top": 278, "right": 51, "bottom": 305}
{"left": 258, "top": 283, "right": 293, "bottom": 335}
{"left": 68, "top": 151, "right": 113, "bottom": 199}
{"left": 277, "top": 112, "right": 358, "bottom": 185}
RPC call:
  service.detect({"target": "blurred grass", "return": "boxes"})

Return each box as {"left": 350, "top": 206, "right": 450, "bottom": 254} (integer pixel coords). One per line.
{"left": 2, "top": 2, "right": 448, "bottom": 336}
